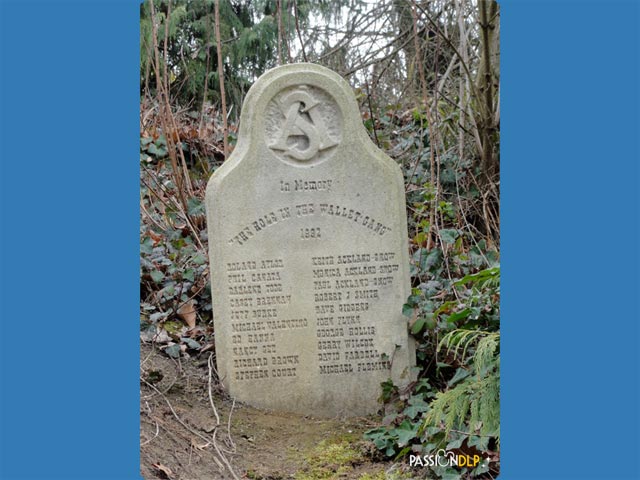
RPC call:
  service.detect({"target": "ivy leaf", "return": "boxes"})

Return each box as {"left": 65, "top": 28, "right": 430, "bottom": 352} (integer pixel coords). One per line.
{"left": 165, "top": 344, "right": 181, "bottom": 358}
{"left": 149, "top": 311, "right": 168, "bottom": 323}
{"left": 447, "top": 308, "right": 471, "bottom": 323}
{"left": 454, "top": 266, "right": 500, "bottom": 286}
{"left": 414, "top": 379, "right": 432, "bottom": 394}
{"left": 150, "top": 270, "right": 165, "bottom": 283}
{"left": 372, "top": 437, "right": 387, "bottom": 450}
{"left": 408, "top": 395, "right": 430, "bottom": 407}
{"left": 409, "top": 263, "right": 418, "bottom": 276}
{"left": 187, "top": 197, "right": 205, "bottom": 216}
{"left": 403, "top": 406, "right": 422, "bottom": 420}
{"left": 140, "top": 324, "right": 157, "bottom": 343}
{"left": 183, "top": 268, "right": 195, "bottom": 282}
{"left": 425, "top": 248, "right": 443, "bottom": 270}
{"left": 181, "top": 337, "right": 201, "bottom": 350}
{"left": 395, "top": 420, "right": 419, "bottom": 447}
{"left": 141, "top": 237, "right": 154, "bottom": 255}
{"left": 440, "top": 229, "right": 459, "bottom": 245}
{"left": 147, "top": 143, "right": 167, "bottom": 157}
{"left": 446, "top": 437, "right": 464, "bottom": 449}
{"left": 425, "top": 315, "right": 437, "bottom": 330}
{"left": 422, "top": 280, "right": 441, "bottom": 297}
{"left": 404, "top": 395, "right": 429, "bottom": 420}
{"left": 468, "top": 435, "right": 490, "bottom": 451}
{"left": 472, "top": 461, "right": 490, "bottom": 475}
{"left": 411, "top": 317, "right": 426, "bottom": 335}
{"left": 192, "top": 252, "right": 208, "bottom": 265}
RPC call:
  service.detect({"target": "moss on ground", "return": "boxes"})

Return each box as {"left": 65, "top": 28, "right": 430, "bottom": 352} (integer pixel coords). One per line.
{"left": 294, "top": 439, "right": 364, "bottom": 479}
{"left": 291, "top": 432, "right": 420, "bottom": 480}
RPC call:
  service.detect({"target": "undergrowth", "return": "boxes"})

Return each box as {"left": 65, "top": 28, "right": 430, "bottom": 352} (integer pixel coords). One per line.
{"left": 359, "top": 106, "right": 501, "bottom": 479}
{"left": 139, "top": 99, "right": 500, "bottom": 479}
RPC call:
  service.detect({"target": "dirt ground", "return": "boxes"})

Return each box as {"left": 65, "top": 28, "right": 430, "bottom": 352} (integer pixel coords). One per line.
{"left": 140, "top": 343, "right": 416, "bottom": 480}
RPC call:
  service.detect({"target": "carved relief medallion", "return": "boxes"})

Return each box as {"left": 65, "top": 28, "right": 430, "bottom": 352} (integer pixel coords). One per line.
{"left": 265, "top": 85, "right": 342, "bottom": 166}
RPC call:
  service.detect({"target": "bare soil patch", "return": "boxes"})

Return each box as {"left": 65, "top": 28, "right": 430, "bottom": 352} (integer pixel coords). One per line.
{"left": 140, "top": 344, "right": 414, "bottom": 480}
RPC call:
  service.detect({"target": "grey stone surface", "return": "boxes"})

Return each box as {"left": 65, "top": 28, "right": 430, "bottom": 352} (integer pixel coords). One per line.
{"left": 205, "top": 63, "right": 414, "bottom": 417}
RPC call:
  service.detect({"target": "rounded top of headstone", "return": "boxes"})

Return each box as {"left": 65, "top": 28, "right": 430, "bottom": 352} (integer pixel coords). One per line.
{"left": 233, "top": 63, "right": 369, "bottom": 167}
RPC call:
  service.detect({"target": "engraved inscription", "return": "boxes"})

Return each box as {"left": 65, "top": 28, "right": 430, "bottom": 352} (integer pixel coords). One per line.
{"left": 300, "top": 227, "right": 321, "bottom": 239}
{"left": 311, "top": 252, "right": 400, "bottom": 376}
{"left": 225, "top": 251, "right": 399, "bottom": 383}
{"left": 280, "top": 179, "right": 333, "bottom": 193}
{"left": 226, "top": 257, "right": 306, "bottom": 381}
{"left": 228, "top": 202, "right": 391, "bottom": 246}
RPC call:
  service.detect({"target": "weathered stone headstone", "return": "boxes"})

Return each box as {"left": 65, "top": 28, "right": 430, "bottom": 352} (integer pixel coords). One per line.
{"left": 205, "top": 64, "right": 414, "bottom": 417}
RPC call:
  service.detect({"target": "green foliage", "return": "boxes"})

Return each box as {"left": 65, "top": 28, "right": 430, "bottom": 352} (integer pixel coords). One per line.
{"left": 140, "top": 223, "right": 209, "bottom": 315}
{"left": 423, "top": 330, "right": 500, "bottom": 444}
{"left": 140, "top": 0, "right": 329, "bottom": 113}
{"left": 366, "top": 265, "right": 500, "bottom": 477}
{"left": 140, "top": 135, "right": 168, "bottom": 159}
{"left": 353, "top": 65, "right": 501, "bottom": 476}
{"left": 141, "top": 0, "right": 276, "bottom": 110}
{"left": 140, "top": 142, "right": 212, "bottom": 356}
{"left": 365, "top": 382, "right": 433, "bottom": 458}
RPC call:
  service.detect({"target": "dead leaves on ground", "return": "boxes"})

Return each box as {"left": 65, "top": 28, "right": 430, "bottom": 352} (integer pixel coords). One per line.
{"left": 141, "top": 300, "right": 212, "bottom": 359}
{"left": 177, "top": 299, "right": 197, "bottom": 328}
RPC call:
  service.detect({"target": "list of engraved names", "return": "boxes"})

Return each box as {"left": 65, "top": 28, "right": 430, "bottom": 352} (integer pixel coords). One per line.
{"left": 226, "top": 251, "right": 400, "bottom": 383}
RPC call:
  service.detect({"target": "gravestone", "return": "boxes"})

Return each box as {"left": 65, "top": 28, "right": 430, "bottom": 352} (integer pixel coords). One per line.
{"left": 205, "top": 63, "right": 414, "bottom": 417}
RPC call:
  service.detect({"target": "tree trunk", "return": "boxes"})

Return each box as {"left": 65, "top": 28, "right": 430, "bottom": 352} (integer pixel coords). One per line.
{"left": 476, "top": 0, "right": 500, "bottom": 185}
{"left": 214, "top": 0, "right": 229, "bottom": 159}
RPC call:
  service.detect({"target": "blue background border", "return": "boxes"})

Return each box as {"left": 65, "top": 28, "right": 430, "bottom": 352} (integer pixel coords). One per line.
{"left": 1, "top": 1, "right": 141, "bottom": 479}
{"left": 1, "top": 0, "right": 638, "bottom": 479}
{"left": 500, "top": 1, "right": 639, "bottom": 479}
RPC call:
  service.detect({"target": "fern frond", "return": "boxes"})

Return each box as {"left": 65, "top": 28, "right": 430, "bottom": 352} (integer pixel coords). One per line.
{"left": 425, "top": 329, "right": 500, "bottom": 443}
{"left": 439, "top": 328, "right": 498, "bottom": 365}
{"left": 473, "top": 332, "right": 499, "bottom": 377}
